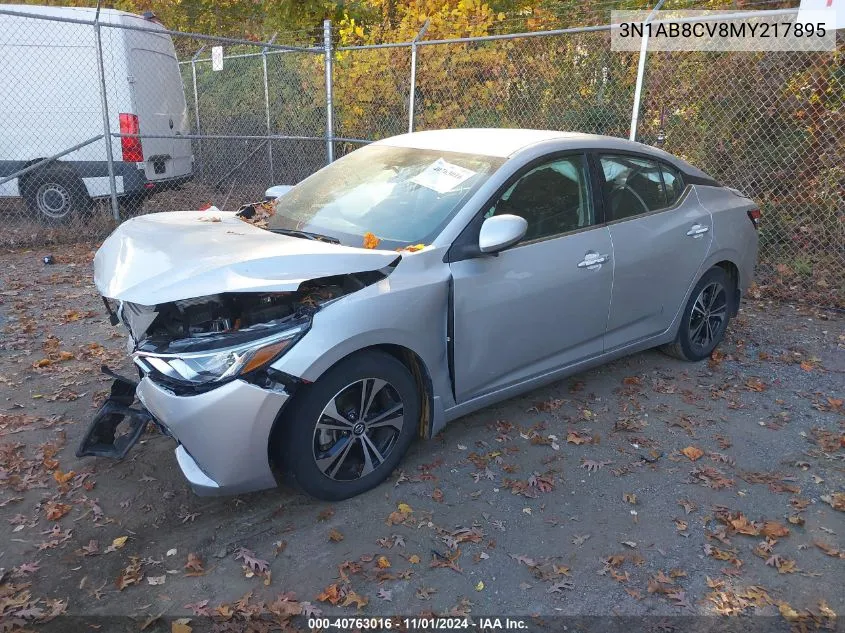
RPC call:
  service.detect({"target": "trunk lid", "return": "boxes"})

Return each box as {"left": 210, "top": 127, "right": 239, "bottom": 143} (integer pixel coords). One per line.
{"left": 94, "top": 211, "right": 400, "bottom": 305}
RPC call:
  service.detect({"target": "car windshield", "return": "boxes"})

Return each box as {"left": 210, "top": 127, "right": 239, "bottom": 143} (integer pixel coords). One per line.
{"left": 269, "top": 144, "right": 505, "bottom": 250}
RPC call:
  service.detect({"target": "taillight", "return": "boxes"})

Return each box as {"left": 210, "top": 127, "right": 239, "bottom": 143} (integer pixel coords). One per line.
{"left": 747, "top": 208, "right": 761, "bottom": 230}
{"left": 119, "top": 113, "right": 143, "bottom": 163}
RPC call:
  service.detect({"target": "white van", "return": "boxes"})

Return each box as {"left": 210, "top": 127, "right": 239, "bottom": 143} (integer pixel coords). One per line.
{"left": 0, "top": 6, "right": 193, "bottom": 222}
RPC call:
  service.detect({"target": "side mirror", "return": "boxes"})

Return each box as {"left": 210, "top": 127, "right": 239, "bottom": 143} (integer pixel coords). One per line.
{"left": 478, "top": 214, "right": 527, "bottom": 254}
{"left": 264, "top": 185, "right": 293, "bottom": 201}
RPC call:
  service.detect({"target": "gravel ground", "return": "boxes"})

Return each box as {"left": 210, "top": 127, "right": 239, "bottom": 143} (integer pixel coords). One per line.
{"left": 0, "top": 244, "right": 842, "bottom": 632}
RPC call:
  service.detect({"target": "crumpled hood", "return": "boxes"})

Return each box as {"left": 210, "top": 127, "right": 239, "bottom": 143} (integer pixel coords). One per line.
{"left": 94, "top": 211, "right": 399, "bottom": 305}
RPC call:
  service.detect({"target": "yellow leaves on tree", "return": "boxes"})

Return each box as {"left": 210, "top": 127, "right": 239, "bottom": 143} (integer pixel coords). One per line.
{"left": 331, "top": 0, "right": 561, "bottom": 137}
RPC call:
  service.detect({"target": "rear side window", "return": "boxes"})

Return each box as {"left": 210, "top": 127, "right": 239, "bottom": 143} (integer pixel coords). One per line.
{"left": 600, "top": 155, "right": 667, "bottom": 221}
{"left": 660, "top": 163, "right": 685, "bottom": 205}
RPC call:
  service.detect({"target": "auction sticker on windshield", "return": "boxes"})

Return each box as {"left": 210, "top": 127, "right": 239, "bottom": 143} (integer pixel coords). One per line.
{"left": 412, "top": 158, "right": 476, "bottom": 194}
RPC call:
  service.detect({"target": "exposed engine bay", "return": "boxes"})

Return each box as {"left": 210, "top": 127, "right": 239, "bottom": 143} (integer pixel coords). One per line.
{"left": 114, "top": 271, "right": 386, "bottom": 354}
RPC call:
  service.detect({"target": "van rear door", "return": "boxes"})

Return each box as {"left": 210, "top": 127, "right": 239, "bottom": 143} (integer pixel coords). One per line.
{"left": 122, "top": 21, "right": 192, "bottom": 182}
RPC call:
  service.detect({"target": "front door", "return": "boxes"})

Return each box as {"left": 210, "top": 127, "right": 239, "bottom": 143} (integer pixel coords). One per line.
{"left": 449, "top": 153, "right": 613, "bottom": 403}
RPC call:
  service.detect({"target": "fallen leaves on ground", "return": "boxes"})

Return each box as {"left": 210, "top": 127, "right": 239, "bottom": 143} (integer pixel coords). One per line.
{"left": 821, "top": 492, "right": 845, "bottom": 512}
{"left": 581, "top": 458, "right": 612, "bottom": 472}
{"left": 115, "top": 557, "right": 143, "bottom": 590}
{"left": 316, "top": 582, "right": 368, "bottom": 610}
{"left": 184, "top": 553, "right": 206, "bottom": 576}
{"left": 430, "top": 549, "right": 462, "bottom": 573}
{"left": 44, "top": 501, "right": 72, "bottom": 521}
{"left": 104, "top": 535, "right": 128, "bottom": 553}
{"left": 386, "top": 502, "right": 413, "bottom": 525}
{"left": 779, "top": 600, "right": 838, "bottom": 630}
{"left": 681, "top": 446, "right": 704, "bottom": 461}
{"left": 234, "top": 547, "right": 271, "bottom": 583}
{"left": 316, "top": 583, "right": 342, "bottom": 605}
{"left": 813, "top": 540, "right": 844, "bottom": 559}
{"left": 341, "top": 591, "right": 368, "bottom": 610}
{"left": 707, "top": 585, "right": 771, "bottom": 615}
{"left": 765, "top": 554, "right": 798, "bottom": 574}
{"left": 691, "top": 466, "right": 734, "bottom": 489}
{"left": 171, "top": 619, "right": 192, "bottom": 633}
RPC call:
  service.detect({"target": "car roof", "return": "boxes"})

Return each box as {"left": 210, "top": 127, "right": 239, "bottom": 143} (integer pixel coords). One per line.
{"left": 376, "top": 129, "right": 594, "bottom": 158}
{"left": 376, "top": 128, "right": 715, "bottom": 181}
{"left": 1, "top": 4, "right": 142, "bottom": 22}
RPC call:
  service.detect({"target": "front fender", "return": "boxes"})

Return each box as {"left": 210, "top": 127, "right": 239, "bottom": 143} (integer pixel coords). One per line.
{"left": 270, "top": 262, "right": 454, "bottom": 412}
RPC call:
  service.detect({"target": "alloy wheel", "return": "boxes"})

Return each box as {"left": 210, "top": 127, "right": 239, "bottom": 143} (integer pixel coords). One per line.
{"left": 312, "top": 378, "right": 405, "bottom": 481}
{"left": 688, "top": 281, "right": 727, "bottom": 350}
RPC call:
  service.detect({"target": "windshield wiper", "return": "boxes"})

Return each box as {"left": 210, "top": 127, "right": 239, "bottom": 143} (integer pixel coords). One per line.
{"left": 268, "top": 228, "right": 340, "bottom": 244}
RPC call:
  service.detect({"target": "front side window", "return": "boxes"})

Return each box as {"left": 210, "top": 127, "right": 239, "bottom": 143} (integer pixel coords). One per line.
{"left": 486, "top": 155, "right": 594, "bottom": 243}
{"left": 270, "top": 145, "right": 504, "bottom": 249}
{"left": 661, "top": 163, "right": 685, "bottom": 205}
{"left": 600, "top": 155, "right": 667, "bottom": 221}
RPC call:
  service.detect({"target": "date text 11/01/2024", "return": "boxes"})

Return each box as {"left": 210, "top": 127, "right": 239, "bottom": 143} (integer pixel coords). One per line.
{"left": 306, "top": 617, "right": 528, "bottom": 630}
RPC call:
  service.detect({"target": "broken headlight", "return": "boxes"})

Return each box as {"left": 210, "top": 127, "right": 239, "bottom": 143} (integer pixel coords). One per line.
{"left": 134, "top": 325, "right": 305, "bottom": 386}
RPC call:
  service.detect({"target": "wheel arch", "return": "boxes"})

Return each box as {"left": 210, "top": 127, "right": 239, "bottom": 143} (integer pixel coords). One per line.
{"left": 666, "top": 252, "right": 743, "bottom": 341}
{"left": 18, "top": 159, "right": 83, "bottom": 196}
{"left": 714, "top": 260, "right": 740, "bottom": 315}
{"left": 702, "top": 251, "right": 742, "bottom": 316}
{"left": 266, "top": 343, "right": 436, "bottom": 475}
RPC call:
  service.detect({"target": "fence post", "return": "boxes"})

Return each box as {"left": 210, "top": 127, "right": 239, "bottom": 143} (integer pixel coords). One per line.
{"left": 93, "top": 3, "right": 120, "bottom": 221}
{"left": 262, "top": 34, "right": 277, "bottom": 183}
{"left": 408, "top": 19, "right": 430, "bottom": 134}
{"left": 323, "top": 19, "right": 334, "bottom": 163}
{"left": 191, "top": 46, "right": 205, "bottom": 178}
{"left": 629, "top": 0, "right": 665, "bottom": 142}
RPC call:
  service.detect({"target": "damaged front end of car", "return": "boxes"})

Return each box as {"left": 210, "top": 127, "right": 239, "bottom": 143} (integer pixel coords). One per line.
{"left": 76, "top": 209, "right": 403, "bottom": 493}
{"left": 127, "top": 280, "right": 346, "bottom": 393}
{"left": 77, "top": 271, "right": 392, "bottom": 493}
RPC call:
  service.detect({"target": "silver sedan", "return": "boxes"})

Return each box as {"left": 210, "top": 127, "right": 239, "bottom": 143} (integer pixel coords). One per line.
{"left": 80, "top": 129, "right": 760, "bottom": 500}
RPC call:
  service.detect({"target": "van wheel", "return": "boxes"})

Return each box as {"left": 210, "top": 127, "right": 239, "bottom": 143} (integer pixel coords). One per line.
{"left": 23, "top": 167, "right": 91, "bottom": 224}
{"left": 275, "top": 350, "right": 419, "bottom": 501}
{"left": 662, "top": 267, "right": 734, "bottom": 362}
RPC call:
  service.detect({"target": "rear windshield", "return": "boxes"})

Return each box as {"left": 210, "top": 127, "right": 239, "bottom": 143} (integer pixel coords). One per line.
{"left": 270, "top": 144, "right": 505, "bottom": 249}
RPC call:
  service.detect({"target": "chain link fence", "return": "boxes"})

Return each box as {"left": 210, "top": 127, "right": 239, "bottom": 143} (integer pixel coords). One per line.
{"left": 0, "top": 6, "right": 841, "bottom": 305}
{"left": 637, "top": 44, "right": 844, "bottom": 305}
{"left": 0, "top": 6, "right": 329, "bottom": 246}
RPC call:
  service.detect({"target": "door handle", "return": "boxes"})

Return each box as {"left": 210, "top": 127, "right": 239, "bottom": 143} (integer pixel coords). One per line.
{"left": 686, "top": 224, "right": 710, "bottom": 238}
{"left": 577, "top": 252, "right": 609, "bottom": 269}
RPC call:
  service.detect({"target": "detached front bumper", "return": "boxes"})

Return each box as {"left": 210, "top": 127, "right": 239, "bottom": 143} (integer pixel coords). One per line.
{"left": 136, "top": 377, "right": 289, "bottom": 496}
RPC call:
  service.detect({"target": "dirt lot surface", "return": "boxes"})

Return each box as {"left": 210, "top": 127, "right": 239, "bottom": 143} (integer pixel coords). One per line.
{"left": 0, "top": 244, "right": 843, "bottom": 632}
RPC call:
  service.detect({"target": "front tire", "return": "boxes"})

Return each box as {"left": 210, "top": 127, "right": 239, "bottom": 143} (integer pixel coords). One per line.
{"left": 276, "top": 350, "right": 419, "bottom": 501}
{"left": 662, "top": 267, "right": 734, "bottom": 362}
{"left": 22, "top": 167, "right": 91, "bottom": 224}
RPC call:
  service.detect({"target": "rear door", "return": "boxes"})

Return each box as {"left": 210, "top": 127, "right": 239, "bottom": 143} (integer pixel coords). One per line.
{"left": 449, "top": 153, "right": 613, "bottom": 402}
{"left": 123, "top": 19, "right": 192, "bottom": 181}
{"left": 599, "top": 154, "right": 712, "bottom": 350}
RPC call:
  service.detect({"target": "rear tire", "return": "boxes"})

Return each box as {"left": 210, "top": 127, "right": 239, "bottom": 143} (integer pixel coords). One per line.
{"left": 662, "top": 267, "right": 735, "bottom": 362}
{"left": 274, "top": 350, "right": 419, "bottom": 501}
{"left": 22, "top": 167, "right": 91, "bottom": 224}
